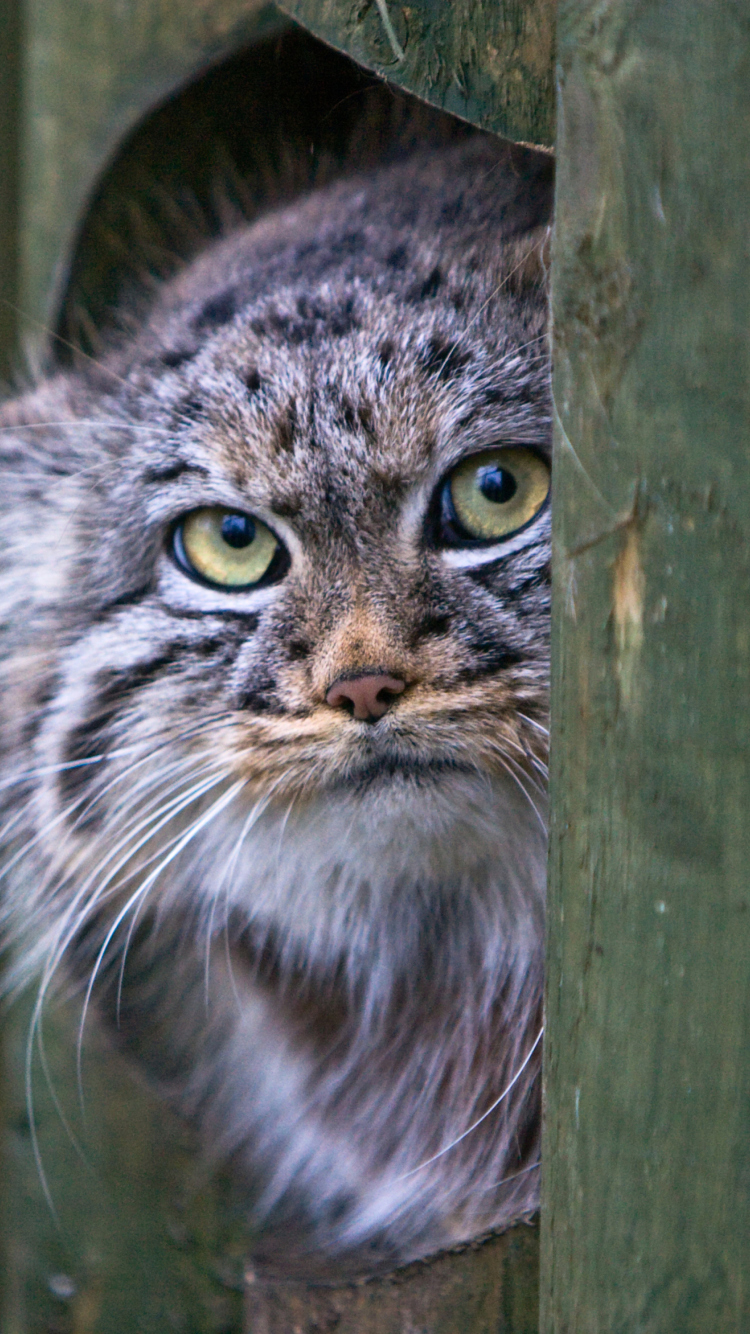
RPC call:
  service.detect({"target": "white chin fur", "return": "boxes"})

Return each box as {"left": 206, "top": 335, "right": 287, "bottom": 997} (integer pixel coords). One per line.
{"left": 175, "top": 767, "right": 547, "bottom": 975}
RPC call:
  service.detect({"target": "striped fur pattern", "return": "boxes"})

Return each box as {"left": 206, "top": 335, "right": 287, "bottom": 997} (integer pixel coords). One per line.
{"left": 0, "top": 137, "right": 552, "bottom": 1278}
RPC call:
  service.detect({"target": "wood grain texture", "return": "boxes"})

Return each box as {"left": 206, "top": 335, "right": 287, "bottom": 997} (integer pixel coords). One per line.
{"left": 277, "top": 0, "right": 555, "bottom": 148}
{"left": 0, "top": 0, "right": 21, "bottom": 381}
{"left": 17, "top": 0, "right": 287, "bottom": 365}
{"left": 542, "top": 2, "right": 750, "bottom": 1329}
{"left": 3, "top": 995, "right": 251, "bottom": 1333}
{"left": 244, "top": 1225, "right": 539, "bottom": 1334}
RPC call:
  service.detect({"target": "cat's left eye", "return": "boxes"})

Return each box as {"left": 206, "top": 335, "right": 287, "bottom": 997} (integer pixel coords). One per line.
{"left": 172, "top": 507, "right": 286, "bottom": 589}
{"left": 437, "top": 447, "right": 550, "bottom": 547}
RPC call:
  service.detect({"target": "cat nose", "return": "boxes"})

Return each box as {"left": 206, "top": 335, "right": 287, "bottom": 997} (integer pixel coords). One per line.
{"left": 325, "top": 672, "right": 406, "bottom": 722}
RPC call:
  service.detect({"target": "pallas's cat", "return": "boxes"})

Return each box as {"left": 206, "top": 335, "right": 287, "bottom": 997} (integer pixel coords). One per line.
{"left": 0, "top": 136, "right": 552, "bottom": 1278}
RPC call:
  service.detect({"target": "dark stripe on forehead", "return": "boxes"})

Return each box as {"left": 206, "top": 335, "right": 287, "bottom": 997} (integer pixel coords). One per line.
{"left": 407, "top": 266, "right": 442, "bottom": 302}
{"left": 174, "top": 397, "right": 205, "bottom": 423}
{"left": 483, "top": 382, "right": 543, "bottom": 407}
{"left": 141, "top": 461, "right": 209, "bottom": 485}
{"left": 158, "top": 347, "right": 198, "bottom": 369}
{"left": 273, "top": 402, "right": 298, "bottom": 454}
{"left": 249, "top": 294, "right": 359, "bottom": 346}
{"left": 193, "top": 287, "right": 240, "bottom": 331}
{"left": 420, "top": 336, "right": 471, "bottom": 383}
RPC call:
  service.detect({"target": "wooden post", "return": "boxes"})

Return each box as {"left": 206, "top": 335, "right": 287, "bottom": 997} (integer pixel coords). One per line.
{"left": 542, "top": 2, "right": 750, "bottom": 1329}
{"left": 244, "top": 1227, "right": 539, "bottom": 1333}
{"left": 0, "top": 0, "right": 21, "bottom": 380}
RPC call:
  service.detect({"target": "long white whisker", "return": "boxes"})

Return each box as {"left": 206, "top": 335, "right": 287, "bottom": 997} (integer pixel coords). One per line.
{"left": 34, "top": 767, "right": 229, "bottom": 1030}
{"left": 517, "top": 712, "right": 549, "bottom": 739}
{"left": 491, "top": 751, "right": 547, "bottom": 834}
{"left": 77, "top": 780, "right": 244, "bottom": 1071}
{"left": 47, "top": 768, "right": 227, "bottom": 969}
{"left": 0, "top": 420, "right": 175, "bottom": 438}
{"left": 394, "top": 1027, "right": 543, "bottom": 1182}
{"left": 480, "top": 1158, "right": 542, "bottom": 1194}
{"left": 435, "top": 240, "right": 548, "bottom": 379}
{"left": 205, "top": 776, "right": 291, "bottom": 1008}
{"left": 24, "top": 1010, "right": 61, "bottom": 1227}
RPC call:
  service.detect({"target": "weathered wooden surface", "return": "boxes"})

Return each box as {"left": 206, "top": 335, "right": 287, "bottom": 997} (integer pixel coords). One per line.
{"left": 0, "top": 0, "right": 21, "bottom": 381}
{"left": 244, "top": 1226, "right": 539, "bottom": 1334}
{"left": 278, "top": 0, "right": 555, "bottom": 148}
{"left": 542, "top": 1, "right": 750, "bottom": 1330}
{"left": 15, "top": 0, "right": 286, "bottom": 368}
{"left": 3, "top": 995, "right": 251, "bottom": 1333}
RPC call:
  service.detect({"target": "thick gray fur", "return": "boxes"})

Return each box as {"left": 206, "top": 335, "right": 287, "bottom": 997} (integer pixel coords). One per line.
{"left": 0, "top": 136, "right": 552, "bottom": 1278}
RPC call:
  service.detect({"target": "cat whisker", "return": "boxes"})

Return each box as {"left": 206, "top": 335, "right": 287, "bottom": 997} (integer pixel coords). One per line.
{"left": 203, "top": 776, "right": 289, "bottom": 1008}
{"left": 0, "top": 707, "right": 235, "bottom": 806}
{"left": 476, "top": 1158, "right": 541, "bottom": 1195}
{"left": 35, "top": 767, "right": 230, "bottom": 1017}
{"left": 80, "top": 778, "right": 244, "bottom": 1071}
{"left": 0, "top": 420, "right": 176, "bottom": 438}
{"left": 517, "top": 712, "right": 550, "bottom": 739}
{"left": 434, "top": 238, "right": 549, "bottom": 380}
{"left": 489, "top": 749, "right": 547, "bottom": 834}
{"left": 24, "top": 1011, "right": 62, "bottom": 1227}
{"left": 3, "top": 297, "right": 138, "bottom": 396}
{"left": 393, "top": 1026, "right": 543, "bottom": 1182}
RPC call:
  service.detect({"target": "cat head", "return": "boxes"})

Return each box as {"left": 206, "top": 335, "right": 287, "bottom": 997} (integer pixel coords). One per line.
{"left": 1, "top": 137, "right": 552, "bottom": 967}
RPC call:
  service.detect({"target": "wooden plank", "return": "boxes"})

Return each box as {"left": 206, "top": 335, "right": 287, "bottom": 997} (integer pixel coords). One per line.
{"left": 542, "top": 2, "right": 750, "bottom": 1329}
{"left": 277, "top": 0, "right": 555, "bottom": 147}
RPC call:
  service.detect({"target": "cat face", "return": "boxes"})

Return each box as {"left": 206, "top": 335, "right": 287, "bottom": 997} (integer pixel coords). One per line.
{"left": 27, "top": 142, "right": 550, "bottom": 837}
{"left": 1, "top": 141, "right": 552, "bottom": 949}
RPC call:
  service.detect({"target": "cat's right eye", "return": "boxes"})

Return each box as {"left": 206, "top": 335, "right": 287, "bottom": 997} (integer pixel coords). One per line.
{"left": 172, "top": 507, "right": 287, "bottom": 589}
{"left": 437, "top": 447, "right": 550, "bottom": 548}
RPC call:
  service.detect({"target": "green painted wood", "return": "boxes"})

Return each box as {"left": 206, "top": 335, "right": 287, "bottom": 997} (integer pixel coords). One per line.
{"left": 0, "top": 0, "right": 22, "bottom": 381}
{"left": 3, "top": 995, "right": 252, "bottom": 1333}
{"left": 542, "top": 2, "right": 750, "bottom": 1330}
{"left": 277, "top": 0, "right": 555, "bottom": 147}
{"left": 17, "top": 0, "right": 287, "bottom": 365}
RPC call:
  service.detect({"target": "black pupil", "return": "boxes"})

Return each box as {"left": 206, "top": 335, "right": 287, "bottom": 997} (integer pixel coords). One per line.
{"left": 221, "top": 513, "right": 255, "bottom": 548}
{"left": 477, "top": 465, "right": 517, "bottom": 505}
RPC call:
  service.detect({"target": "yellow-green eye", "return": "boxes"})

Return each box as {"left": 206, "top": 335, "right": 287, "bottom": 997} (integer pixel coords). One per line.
{"left": 443, "top": 447, "right": 550, "bottom": 544}
{"left": 174, "top": 507, "right": 284, "bottom": 589}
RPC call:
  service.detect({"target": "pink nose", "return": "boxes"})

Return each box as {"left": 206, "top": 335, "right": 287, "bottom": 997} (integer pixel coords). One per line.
{"left": 325, "top": 672, "right": 406, "bottom": 722}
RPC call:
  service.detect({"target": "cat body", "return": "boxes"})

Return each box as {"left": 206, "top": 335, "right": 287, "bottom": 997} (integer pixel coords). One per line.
{"left": 0, "top": 137, "right": 552, "bottom": 1277}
